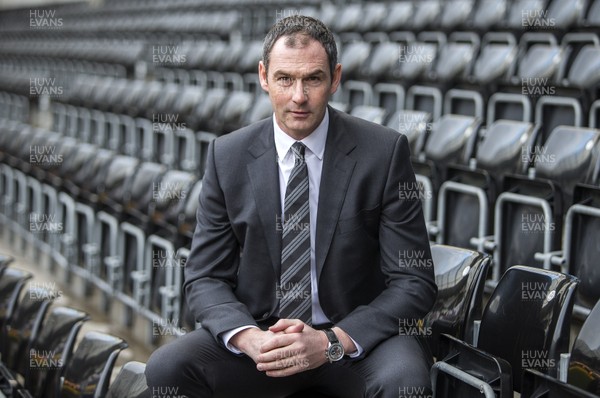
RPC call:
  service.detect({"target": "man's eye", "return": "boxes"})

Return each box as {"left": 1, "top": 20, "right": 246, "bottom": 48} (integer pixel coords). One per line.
{"left": 278, "top": 77, "right": 293, "bottom": 86}
{"left": 306, "top": 76, "right": 322, "bottom": 85}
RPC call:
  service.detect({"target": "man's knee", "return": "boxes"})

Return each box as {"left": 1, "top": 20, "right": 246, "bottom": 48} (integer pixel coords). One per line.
{"left": 146, "top": 342, "right": 190, "bottom": 388}
{"left": 145, "top": 330, "right": 215, "bottom": 397}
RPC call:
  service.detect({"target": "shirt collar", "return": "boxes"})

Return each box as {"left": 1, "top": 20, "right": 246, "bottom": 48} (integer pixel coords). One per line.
{"left": 274, "top": 108, "right": 329, "bottom": 162}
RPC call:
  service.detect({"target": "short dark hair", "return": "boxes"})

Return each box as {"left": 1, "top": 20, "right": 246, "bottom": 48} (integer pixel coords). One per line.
{"left": 262, "top": 15, "right": 338, "bottom": 78}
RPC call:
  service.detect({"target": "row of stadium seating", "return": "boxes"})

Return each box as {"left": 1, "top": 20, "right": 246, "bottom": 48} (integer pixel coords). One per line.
{"left": 1, "top": 0, "right": 599, "bottom": 39}
{"left": 0, "top": 255, "right": 148, "bottom": 398}
{"left": 2, "top": 29, "right": 600, "bottom": 85}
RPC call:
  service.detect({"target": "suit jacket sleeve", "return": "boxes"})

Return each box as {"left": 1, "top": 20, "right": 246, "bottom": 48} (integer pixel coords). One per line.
{"left": 182, "top": 140, "right": 257, "bottom": 342}
{"left": 335, "top": 134, "right": 437, "bottom": 355}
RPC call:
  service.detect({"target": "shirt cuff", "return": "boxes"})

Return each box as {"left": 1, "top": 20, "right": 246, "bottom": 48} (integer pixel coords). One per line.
{"left": 347, "top": 336, "right": 363, "bottom": 358}
{"left": 221, "top": 325, "right": 260, "bottom": 354}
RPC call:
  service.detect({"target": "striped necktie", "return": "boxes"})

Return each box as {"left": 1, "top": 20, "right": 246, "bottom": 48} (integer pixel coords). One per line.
{"left": 279, "top": 142, "right": 312, "bottom": 325}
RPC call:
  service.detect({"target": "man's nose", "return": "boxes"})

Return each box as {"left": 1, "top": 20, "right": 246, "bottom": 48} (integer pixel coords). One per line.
{"left": 291, "top": 80, "right": 307, "bottom": 104}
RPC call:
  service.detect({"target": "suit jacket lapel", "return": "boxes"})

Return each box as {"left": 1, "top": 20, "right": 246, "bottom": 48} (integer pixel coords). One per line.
{"left": 316, "top": 107, "right": 357, "bottom": 278}
{"left": 246, "top": 121, "right": 282, "bottom": 277}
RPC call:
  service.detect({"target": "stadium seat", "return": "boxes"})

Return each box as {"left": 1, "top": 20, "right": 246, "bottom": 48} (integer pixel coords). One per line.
{"left": 350, "top": 105, "right": 386, "bottom": 124}
{"left": 440, "top": 0, "right": 474, "bottom": 30}
{"left": 188, "top": 88, "right": 229, "bottom": 132}
{"left": 105, "top": 361, "right": 149, "bottom": 398}
{"left": 547, "top": 0, "right": 588, "bottom": 29}
{"left": 411, "top": 114, "right": 481, "bottom": 224}
{"left": 425, "top": 244, "right": 490, "bottom": 357}
{"left": 471, "top": 0, "right": 508, "bottom": 30}
{"left": 22, "top": 306, "right": 89, "bottom": 398}
{"left": 1, "top": 286, "right": 56, "bottom": 375}
{"left": 432, "top": 265, "right": 579, "bottom": 398}
{"left": 470, "top": 32, "right": 517, "bottom": 85}
{"left": 484, "top": 125, "right": 599, "bottom": 286}
{"left": 521, "top": 299, "right": 600, "bottom": 397}
{"left": 386, "top": 110, "right": 431, "bottom": 158}
{"left": 583, "top": 0, "right": 600, "bottom": 26}
{"left": 435, "top": 120, "right": 536, "bottom": 251}
{"left": 0, "top": 254, "right": 13, "bottom": 275}
{"left": 59, "top": 331, "right": 127, "bottom": 398}
{"left": 0, "top": 268, "right": 32, "bottom": 334}
{"left": 536, "top": 182, "right": 600, "bottom": 319}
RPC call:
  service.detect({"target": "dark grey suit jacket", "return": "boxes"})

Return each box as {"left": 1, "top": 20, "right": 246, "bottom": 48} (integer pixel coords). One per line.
{"left": 184, "top": 106, "right": 437, "bottom": 356}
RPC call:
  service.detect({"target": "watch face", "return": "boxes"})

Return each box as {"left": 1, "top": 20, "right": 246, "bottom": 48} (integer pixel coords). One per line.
{"left": 328, "top": 343, "right": 344, "bottom": 361}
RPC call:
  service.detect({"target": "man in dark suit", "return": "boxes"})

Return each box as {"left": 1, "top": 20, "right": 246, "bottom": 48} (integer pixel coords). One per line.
{"left": 146, "top": 15, "right": 437, "bottom": 398}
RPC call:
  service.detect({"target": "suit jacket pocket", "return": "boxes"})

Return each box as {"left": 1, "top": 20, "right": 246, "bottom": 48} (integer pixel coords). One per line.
{"left": 337, "top": 205, "right": 380, "bottom": 236}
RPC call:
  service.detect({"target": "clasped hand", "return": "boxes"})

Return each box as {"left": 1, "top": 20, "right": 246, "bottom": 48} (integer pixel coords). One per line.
{"left": 233, "top": 319, "right": 330, "bottom": 377}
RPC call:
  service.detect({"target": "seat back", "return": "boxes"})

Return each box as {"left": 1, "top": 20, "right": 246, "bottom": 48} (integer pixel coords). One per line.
{"left": 564, "top": 186, "right": 600, "bottom": 315}
{"left": 106, "top": 361, "right": 149, "bottom": 398}
{"left": 152, "top": 171, "right": 197, "bottom": 226}
{"left": 0, "top": 254, "right": 13, "bottom": 275}
{"left": 98, "top": 155, "right": 139, "bottom": 209}
{"left": 3, "top": 286, "right": 56, "bottom": 373}
{"left": 0, "top": 268, "right": 32, "bottom": 337}
{"left": 535, "top": 126, "right": 599, "bottom": 203}
{"left": 477, "top": 120, "right": 536, "bottom": 177}
{"left": 568, "top": 300, "right": 600, "bottom": 392}
{"left": 24, "top": 306, "right": 89, "bottom": 397}
{"left": 425, "top": 245, "right": 490, "bottom": 356}
{"left": 478, "top": 266, "right": 578, "bottom": 391}
{"left": 123, "top": 162, "right": 167, "bottom": 216}
{"left": 386, "top": 110, "right": 431, "bottom": 156}
{"left": 60, "top": 331, "right": 128, "bottom": 398}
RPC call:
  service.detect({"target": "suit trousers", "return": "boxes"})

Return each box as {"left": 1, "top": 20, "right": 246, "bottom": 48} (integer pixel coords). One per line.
{"left": 145, "top": 327, "right": 433, "bottom": 398}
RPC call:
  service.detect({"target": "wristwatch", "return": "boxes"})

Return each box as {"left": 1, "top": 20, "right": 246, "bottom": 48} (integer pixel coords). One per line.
{"left": 323, "top": 328, "right": 345, "bottom": 362}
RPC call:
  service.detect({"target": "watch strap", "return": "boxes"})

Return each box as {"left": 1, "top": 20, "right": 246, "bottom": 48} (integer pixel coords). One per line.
{"left": 323, "top": 328, "right": 339, "bottom": 344}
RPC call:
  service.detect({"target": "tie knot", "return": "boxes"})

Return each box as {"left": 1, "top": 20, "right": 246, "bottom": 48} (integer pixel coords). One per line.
{"left": 291, "top": 142, "right": 306, "bottom": 163}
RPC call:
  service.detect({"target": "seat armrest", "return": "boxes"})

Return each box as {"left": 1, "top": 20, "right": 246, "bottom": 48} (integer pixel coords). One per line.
{"left": 435, "top": 333, "right": 513, "bottom": 397}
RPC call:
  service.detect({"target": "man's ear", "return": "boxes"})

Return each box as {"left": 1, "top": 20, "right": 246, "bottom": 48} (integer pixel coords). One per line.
{"left": 259, "top": 61, "right": 269, "bottom": 92}
{"left": 330, "top": 63, "right": 342, "bottom": 95}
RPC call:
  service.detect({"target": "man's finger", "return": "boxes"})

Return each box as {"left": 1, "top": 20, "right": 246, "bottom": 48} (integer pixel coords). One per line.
{"left": 269, "top": 318, "right": 304, "bottom": 333}
{"left": 259, "top": 332, "right": 296, "bottom": 353}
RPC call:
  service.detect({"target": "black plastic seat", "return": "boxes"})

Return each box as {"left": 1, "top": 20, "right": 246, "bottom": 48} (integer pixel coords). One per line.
{"left": 188, "top": 88, "right": 229, "bottom": 132}
{"left": 487, "top": 126, "right": 599, "bottom": 284}
{"left": 386, "top": 110, "right": 431, "bottom": 156}
{"left": 105, "top": 361, "right": 149, "bottom": 398}
{"left": 425, "top": 244, "right": 490, "bottom": 357}
{"left": 411, "top": 114, "right": 480, "bottom": 224}
{"left": 412, "top": 114, "right": 480, "bottom": 192}
{"left": 0, "top": 254, "right": 13, "bottom": 275}
{"left": 565, "top": 299, "right": 600, "bottom": 393}
{"left": 470, "top": 32, "right": 517, "bottom": 85}
{"left": 338, "top": 41, "right": 371, "bottom": 80}
{"left": 23, "top": 306, "right": 89, "bottom": 398}
{"left": 471, "top": 0, "right": 508, "bottom": 30}
{"left": 243, "top": 93, "right": 272, "bottom": 125}
{"left": 1, "top": 286, "right": 57, "bottom": 374}
{"left": 60, "top": 331, "right": 127, "bottom": 398}
{"left": 440, "top": 0, "right": 474, "bottom": 29}
{"left": 521, "top": 299, "right": 600, "bottom": 397}
{"left": 97, "top": 155, "right": 140, "bottom": 214}
{"left": 540, "top": 183, "right": 600, "bottom": 319}
{"left": 430, "top": 33, "right": 479, "bottom": 83}
{"left": 432, "top": 266, "right": 579, "bottom": 398}
{"left": 0, "top": 268, "right": 32, "bottom": 335}
{"left": 349, "top": 106, "right": 386, "bottom": 124}
{"left": 435, "top": 120, "right": 536, "bottom": 251}
{"left": 122, "top": 161, "right": 168, "bottom": 225}
{"left": 210, "top": 91, "right": 254, "bottom": 134}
